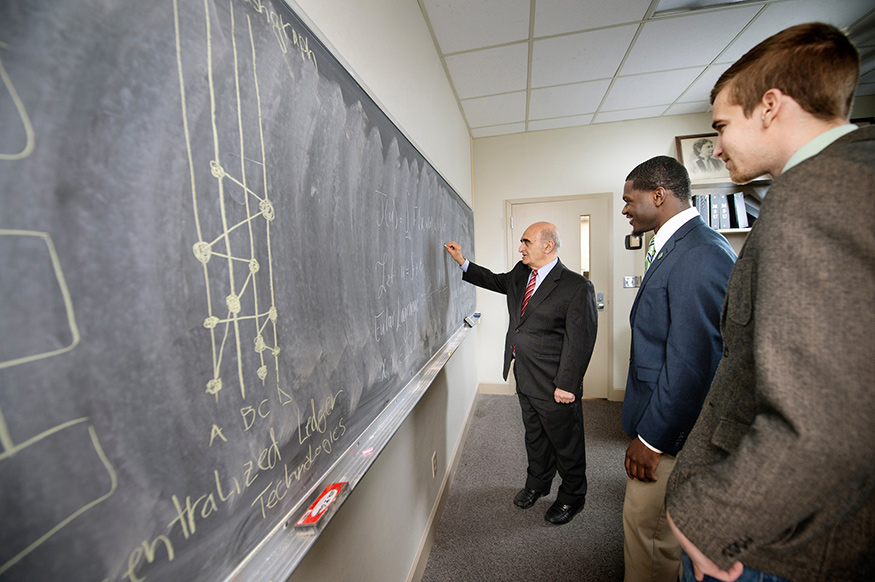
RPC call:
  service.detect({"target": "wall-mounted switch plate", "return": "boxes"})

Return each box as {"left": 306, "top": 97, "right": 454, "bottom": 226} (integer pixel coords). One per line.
{"left": 623, "top": 276, "right": 641, "bottom": 288}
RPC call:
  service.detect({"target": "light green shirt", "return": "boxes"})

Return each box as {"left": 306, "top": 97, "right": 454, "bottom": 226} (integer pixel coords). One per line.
{"left": 782, "top": 124, "right": 859, "bottom": 174}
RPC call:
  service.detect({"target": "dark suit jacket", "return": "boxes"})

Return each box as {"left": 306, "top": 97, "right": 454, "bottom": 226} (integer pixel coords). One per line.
{"left": 622, "top": 215, "right": 735, "bottom": 456}
{"left": 463, "top": 259, "right": 597, "bottom": 400}
{"left": 667, "top": 126, "right": 875, "bottom": 581}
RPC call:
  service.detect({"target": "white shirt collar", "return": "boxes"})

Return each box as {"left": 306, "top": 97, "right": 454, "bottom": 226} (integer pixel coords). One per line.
{"left": 652, "top": 206, "right": 699, "bottom": 254}
{"left": 531, "top": 257, "right": 558, "bottom": 291}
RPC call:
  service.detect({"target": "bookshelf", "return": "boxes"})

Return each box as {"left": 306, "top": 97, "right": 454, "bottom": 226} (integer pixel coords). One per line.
{"left": 717, "top": 228, "right": 752, "bottom": 234}
{"left": 691, "top": 179, "right": 770, "bottom": 255}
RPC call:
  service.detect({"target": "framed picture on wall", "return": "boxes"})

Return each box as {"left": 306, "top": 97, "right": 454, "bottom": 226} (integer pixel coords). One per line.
{"left": 675, "top": 133, "right": 730, "bottom": 183}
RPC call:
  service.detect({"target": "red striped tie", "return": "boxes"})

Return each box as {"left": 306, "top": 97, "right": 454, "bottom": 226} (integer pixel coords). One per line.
{"left": 521, "top": 269, "right": 538, "bottom": 316}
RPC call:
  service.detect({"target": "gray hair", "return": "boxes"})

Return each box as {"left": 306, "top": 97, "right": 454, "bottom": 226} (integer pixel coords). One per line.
{"left": 541, "top": 223, "right": 561, "bottom": 253}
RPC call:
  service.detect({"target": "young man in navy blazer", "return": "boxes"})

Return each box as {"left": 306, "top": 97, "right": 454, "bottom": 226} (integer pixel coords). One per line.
{"left": 620, "top": 156, "right": 736, "bottom": 581}
{"left": 445, "top": 222, "right": 597, "bottom": 525}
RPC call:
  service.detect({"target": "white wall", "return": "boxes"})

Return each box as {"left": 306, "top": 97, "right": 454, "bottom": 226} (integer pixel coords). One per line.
{"left": 282, "top": 1, "right": 477, "bottom": 581}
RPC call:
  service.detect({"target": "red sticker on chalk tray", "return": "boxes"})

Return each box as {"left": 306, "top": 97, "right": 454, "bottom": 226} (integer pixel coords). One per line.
{"left": 295, "top": 482, "right": 347, "bottom": 527}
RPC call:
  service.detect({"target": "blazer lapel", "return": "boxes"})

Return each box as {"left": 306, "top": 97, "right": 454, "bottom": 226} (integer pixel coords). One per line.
{"left": 632, "top": 216, "right": 705, "bottom": 318}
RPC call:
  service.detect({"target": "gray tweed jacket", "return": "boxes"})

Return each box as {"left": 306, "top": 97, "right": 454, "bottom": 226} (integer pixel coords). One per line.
{"left": 666, "top": 125, "right": 875, "bottom": 581}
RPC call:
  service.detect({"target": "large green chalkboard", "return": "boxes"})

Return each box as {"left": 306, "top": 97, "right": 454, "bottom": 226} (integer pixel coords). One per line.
{"left": 0, "top": 1, "right": 474, "bottom": 580}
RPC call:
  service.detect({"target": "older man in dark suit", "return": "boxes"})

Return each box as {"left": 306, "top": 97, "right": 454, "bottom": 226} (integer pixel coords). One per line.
{"left": 666, "top": 23, "right": 875, "bottom": 582}
{"left": 620, "top": 156, "right": 735, "bottom": 582}
{"left": 445, "top": 222, "right": 597, "bottom": 525}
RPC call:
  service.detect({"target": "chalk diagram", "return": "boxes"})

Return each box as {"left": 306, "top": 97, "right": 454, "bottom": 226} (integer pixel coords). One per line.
{"left": 0, "top": 52, "right": 117, "bottom": 577}
{"left": 175, "top": 0, "right": 283, "bottom": 407}
{"left": 0, "top": 44, "right": 34, "bottom": 161}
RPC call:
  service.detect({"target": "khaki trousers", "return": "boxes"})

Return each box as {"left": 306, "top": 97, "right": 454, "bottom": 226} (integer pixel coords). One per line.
{"left": 623, "top": 454, "right": 682, "bottom": 582}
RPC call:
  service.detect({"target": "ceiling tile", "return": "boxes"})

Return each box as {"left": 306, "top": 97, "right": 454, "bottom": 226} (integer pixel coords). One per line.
{"left": 472, "top": 123, "right": 527, "bottom": 138}
{"left": 593, "top": 106, "right": 669, "bottom": 124}
{"left": 620, "top": 6, "right": 759, "bottom": 75}
{"left": 856, "top": 83, "right": 875, "bottom": 97}
{"left": 654, "top": 0, "right": 750, "bottom": 12}
{"left": 422, "top": 0, "right": 530, "bottom": 54}
{"left": 531, "top": 25, "right": 638, "bottom": 87}
{"left": 677, "top": 64, "right": 731, "bottom": 103}
{"left": 717, "top": 0, "right": 875, "bottom": 64}
{"left": 462, "top": 92, "right": 528, "bottom": 127}
{"left": 665, "top": 102, "right": 712, "bottom": 116}
{"left": 533, "top": 0, "right": 650, "bottom": 37}
{"left": 529, "top": 115, "right": 594, "bottom": 131}
{"left": 529, "top": 79, "right": 612, "bottom": 119}
{"left": 446, "top": 44, "right": 529, "bottom": 99}
{"left": 850, "top": 10, "right": 875, "bottom": 52}
{"left": 603, "top": 68, "right": 703, "bottom": 110}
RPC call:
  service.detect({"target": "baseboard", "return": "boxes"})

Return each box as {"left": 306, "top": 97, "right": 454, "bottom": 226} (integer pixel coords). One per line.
{"left": 478, "top": 382, "right": 514, "bottom": 395}
{"left": 406, "top": 392, "right": 480, "bottom": 582}
{"left": 609, "top": 388, "right": 625, "bottom": 402}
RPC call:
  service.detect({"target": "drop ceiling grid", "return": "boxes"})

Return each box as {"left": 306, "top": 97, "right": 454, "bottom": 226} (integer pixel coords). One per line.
{"left": 418, "top": 0, "right": 875, "bottom": 137}
{"left": 530, "top": 25, "right": 639, "bottom": 88}
{"left": 445, "top": 44, "right": 529, "bottom": 99}
{"left": 533, "top": 0, "right": 653, "bottom": 37}
{"left": 529, "top": 79, "right": 613, "bottom": 119}
{"left": 618, "top": 7, "right": 761, "bottom": 76}
{"left": 425, "top": 0, "right": 530, "bottom": 54}
{"left": 603, "top": 68, "right": 705, "bottom": 111}
{"left": 718, "top": 0, "right": 875, "bottom": 65}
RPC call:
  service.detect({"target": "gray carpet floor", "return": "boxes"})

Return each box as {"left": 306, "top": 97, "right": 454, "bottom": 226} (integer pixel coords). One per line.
{"left": 421, "top": 394, "right": 628, "bottom": 582}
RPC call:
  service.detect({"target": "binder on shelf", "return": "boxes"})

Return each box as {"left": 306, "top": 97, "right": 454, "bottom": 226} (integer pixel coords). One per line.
{"left": 713, "top": 193, "right": 731, "bottom": 230}
{"left": 744, "top": 195, "right": 761, "bottom": 221}
{"left": 694, "top": 194, "right": 711, "bottom": 227}
{"left": 710, "top": 194, "right": 721, "bottom": 228}
{"left": 728, "top": 192, "right": 748, "bottom": 229}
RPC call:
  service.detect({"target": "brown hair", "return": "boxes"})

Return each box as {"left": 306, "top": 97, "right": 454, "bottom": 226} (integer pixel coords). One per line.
{"left": 711, "top": 22, "right": 859, "bottom": 121}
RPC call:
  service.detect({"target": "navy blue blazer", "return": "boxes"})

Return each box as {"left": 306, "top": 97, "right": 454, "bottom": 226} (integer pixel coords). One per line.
{"left": 621, "top": 215, "right": 735, "bottom": 456}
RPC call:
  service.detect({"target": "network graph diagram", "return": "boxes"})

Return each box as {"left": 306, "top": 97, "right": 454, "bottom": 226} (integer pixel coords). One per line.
{"left": 176, "top": 0, "right": 285, "bottom": 409}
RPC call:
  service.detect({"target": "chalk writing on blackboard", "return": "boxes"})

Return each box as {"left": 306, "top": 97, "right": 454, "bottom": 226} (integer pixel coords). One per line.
{"left": 0, "top": 47, "right": 107, "bottom": 574}
{"left": 0, "top": 51, "right": 35, "bottom": 161}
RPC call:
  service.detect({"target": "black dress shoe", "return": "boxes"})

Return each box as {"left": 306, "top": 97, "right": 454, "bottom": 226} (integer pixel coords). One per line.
{"left": 513, "top": 487, "right": 546, "bottom": 509}
{"left": 544, "top": 500, "right": 584, "bottom": 524}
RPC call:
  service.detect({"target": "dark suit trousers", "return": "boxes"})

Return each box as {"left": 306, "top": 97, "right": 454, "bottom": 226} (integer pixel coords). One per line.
{"left": 518, "top": 392, "right": 587, "bottom": 505}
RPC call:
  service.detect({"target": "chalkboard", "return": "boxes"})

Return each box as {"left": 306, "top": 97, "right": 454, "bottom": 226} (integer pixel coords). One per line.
{"left": 0, "top": 1, "right": 475, "bottom": 581}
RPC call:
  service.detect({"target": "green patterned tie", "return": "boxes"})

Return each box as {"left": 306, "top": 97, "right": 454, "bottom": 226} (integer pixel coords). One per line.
{"left": 644, "top": 238, "right": 656, "bottom": 272}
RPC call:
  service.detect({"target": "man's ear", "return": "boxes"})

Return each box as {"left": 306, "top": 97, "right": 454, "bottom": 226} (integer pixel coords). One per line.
{"left": 760, "top": 88, "right": 784, "bottom": 127}
{"left": 652, "top": 186, "right": 666, "bottom": 207}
